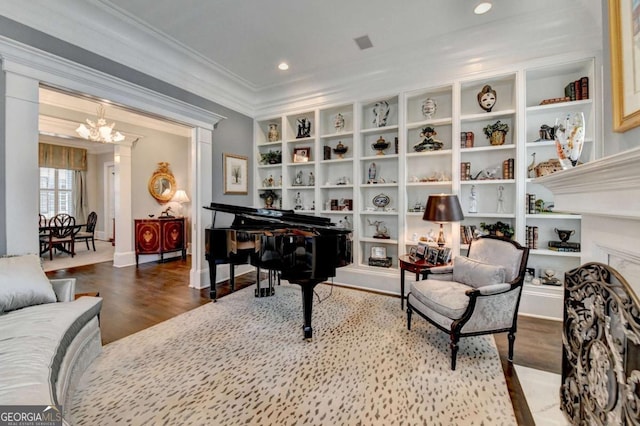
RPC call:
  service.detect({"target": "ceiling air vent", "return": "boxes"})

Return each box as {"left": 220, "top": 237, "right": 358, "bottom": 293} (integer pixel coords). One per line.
{"left": 354, "top": 35, "right": 373, "bottom": 50}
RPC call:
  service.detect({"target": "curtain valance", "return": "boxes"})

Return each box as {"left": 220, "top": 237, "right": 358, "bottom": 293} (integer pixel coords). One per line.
{"left": 38, "top": 143, "right": 87, "bottom": 171}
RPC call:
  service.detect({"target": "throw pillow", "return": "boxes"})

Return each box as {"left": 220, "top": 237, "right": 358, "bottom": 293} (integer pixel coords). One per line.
{"left": 0, "top": 254, "right": 56, "bottom": 314}
{"left": 452, "top": 256, "right": 506, "bottom": 289}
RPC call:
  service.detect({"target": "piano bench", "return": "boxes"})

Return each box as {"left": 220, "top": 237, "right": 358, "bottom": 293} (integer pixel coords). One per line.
{"left": 255, "top": 269, "right": 279, "bottom": 298}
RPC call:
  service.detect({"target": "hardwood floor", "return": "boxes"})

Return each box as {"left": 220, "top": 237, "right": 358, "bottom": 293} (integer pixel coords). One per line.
{"left": 47, "top": 257, "right": 562, "bottom": 426}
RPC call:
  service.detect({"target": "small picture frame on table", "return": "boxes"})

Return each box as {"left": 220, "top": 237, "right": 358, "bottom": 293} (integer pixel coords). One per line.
{"left": 416, "top": 244, "right": 427, "bottom": 259}
{"left": 408, "top": 246, "right": 418, "bottom": 260}
{"left": 426, "top": 247, "right": 439, "bottom": 265}
{"left": 437, "top": 247, "right": 451, "bottom": 265}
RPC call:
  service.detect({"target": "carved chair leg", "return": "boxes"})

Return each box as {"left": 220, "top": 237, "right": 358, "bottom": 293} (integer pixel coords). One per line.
{"left": 406, "top": 305, "right": 412, "bottom": 330}
{"left": 508, "top": 331, "right": 516, "bottom": 362}
{"left": 450, "top": 334, "right": 459, "bottom": 370}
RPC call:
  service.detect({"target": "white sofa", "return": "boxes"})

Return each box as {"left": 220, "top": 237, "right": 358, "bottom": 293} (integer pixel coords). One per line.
{"left": 0, "top": 254, "right": 102, "bottom": 422}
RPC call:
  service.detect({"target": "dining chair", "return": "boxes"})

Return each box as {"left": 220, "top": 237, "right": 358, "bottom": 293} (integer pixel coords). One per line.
{"left": 39, "top": 214, "right": 49, "bottom": 256}
{"left": 45, "top": 214, "right": 76, "bottom": 260}
{"left": 75, "top": 211, "right": 98, "bottom": 251}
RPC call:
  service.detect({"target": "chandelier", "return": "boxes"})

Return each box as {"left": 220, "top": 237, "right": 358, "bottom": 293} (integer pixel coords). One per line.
{"left": 75, "top": 105, "right": 125, "bottom": 143}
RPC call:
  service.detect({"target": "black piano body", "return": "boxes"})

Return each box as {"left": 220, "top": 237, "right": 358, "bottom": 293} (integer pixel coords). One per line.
{"left": 204, "top": 202, "right": 352, "bottom": 338}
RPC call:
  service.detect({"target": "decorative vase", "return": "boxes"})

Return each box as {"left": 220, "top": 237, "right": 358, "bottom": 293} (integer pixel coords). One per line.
{"left": 372, "top": 101, "right": 390, "bottom": 127}
{"left": 489, "top": 131, "right": 506, "bottom": 146}
{"left": 333, "top": 141, "right": 348, "bottom": 159}
{"left": 267, "top": 123, "right": 279, "bottom": 142}
{"left": 555, "top": 112, "right": 585, "bottom": 169}
{"left": 372, "top": 136, "right": 390, "bottom": 155}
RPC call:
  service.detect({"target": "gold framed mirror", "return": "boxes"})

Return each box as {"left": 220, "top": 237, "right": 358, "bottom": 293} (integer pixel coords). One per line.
{"left": 148, "top": 162, "right": 176, "bottom": 203}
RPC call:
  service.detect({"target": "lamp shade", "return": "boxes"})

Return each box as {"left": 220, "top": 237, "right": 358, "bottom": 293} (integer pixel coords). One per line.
{"left": 423, "top": 194, "right": 464, "bottom": 223}
{"left": 171, "top": 189, "right": 190, "bottom": 204}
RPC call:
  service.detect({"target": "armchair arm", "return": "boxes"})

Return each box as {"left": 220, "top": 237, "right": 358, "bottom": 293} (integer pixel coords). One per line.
{"left": 49, "top": 278, "right": 76, "bottom": 302}
{"left": 469, "top": 283, "right": 512, "bottom": 296}
{"left": 429, "top": 265, "right": 453, "bottom": 274}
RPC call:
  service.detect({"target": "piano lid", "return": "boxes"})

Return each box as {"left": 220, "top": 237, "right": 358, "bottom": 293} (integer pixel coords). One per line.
{"left": 204, "top": 202, "right": 334, "bottom": 227}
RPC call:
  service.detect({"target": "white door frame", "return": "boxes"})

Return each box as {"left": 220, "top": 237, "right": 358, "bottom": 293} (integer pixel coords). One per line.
{"left": 1, "top": 38, "right": 224, "bottom": 288}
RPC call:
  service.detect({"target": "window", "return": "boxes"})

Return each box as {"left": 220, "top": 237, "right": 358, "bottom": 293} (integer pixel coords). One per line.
{"left": 40, "top": 167, "right": 74, "bottom": 218}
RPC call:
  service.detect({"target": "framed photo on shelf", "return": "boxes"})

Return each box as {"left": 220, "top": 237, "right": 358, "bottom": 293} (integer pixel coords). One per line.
{"left": 293, "top": 147, "right": 311, "bottom": 163}
{"left": 370, "top": 246, "right": 387, "bottom": 259}
{"left": 609, "top": 0, "right": 640, "bottom": 132}
{"left": 426, "top": 247, "right": 439, "bottom": 265}
{"left": 223, "top": 153, "right": 248, "bottom": 195}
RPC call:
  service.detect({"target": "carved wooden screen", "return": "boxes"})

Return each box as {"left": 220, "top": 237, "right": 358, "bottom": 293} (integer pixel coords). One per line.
{"left": 561, "top": 262, "right": 640, "bottom": 425}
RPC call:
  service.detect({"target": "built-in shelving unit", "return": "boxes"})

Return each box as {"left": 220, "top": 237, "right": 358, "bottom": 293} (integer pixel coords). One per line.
{"left": 252, "top": 55, "right": 598, "bottom": 318}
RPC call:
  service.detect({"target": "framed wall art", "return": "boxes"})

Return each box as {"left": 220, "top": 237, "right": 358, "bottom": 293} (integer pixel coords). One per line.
{"left": 223, "top": 153, "right": 248, "bottom": 195}
{"left": 609, "top": 0, "right": 640, "bottom": 132}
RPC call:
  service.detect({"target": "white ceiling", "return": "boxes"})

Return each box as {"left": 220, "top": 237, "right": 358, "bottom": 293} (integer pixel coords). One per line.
{"left": 102, "top": 0, "right": 602, "bottom": 91}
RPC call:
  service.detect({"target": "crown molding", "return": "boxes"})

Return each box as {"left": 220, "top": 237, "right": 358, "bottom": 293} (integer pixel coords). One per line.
{"left": 0, "top": 37, "right": 225, "bottom": 129}
{"left": 0, "top": 0, "right": 256, "bottom": 116}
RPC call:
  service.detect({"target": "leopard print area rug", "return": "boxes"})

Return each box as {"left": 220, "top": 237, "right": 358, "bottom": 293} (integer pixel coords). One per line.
{"left": 70, "top": 283, "right": 516, "bottom": 425}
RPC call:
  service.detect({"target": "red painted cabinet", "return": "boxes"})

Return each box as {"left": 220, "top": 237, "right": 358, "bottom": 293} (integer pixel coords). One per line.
{"left": 134, "top": 217, "right": 186, "bottom": 266}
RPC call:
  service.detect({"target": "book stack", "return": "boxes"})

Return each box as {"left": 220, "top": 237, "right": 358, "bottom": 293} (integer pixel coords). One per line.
{"left": 502, "top": 158, "right": 514, "bottom": 179}
{"left": 525, "top": 226, "right": 538, "bottom": 249}
{"left": 548, "top": 241, "right": 581, "bottom": 252}
{"left": 460, "top": 162, "right": 471, "bottom": 181}
{"left": 460, "top": 225, "right": 477, "bottom": 244}
{"left": 564, "top": 76, "right": 589, "bottom": 101}
{"left": 526, "top": 193, "right": 537, "bottom": 214}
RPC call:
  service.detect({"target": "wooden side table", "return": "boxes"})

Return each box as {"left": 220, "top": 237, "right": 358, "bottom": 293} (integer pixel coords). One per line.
{"left": 398, "top": 254, "right": 436, "bottom": 310}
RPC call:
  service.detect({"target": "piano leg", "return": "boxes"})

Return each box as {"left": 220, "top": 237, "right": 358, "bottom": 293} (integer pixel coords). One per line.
{"left": 293, "top": 280, "right": 321, "bottom": 340}
{"left": 208, "top": 260, "right": 219, "bottom": 302}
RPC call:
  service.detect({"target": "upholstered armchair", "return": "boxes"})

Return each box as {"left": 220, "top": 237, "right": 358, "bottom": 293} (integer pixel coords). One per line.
{"left": 406, "top": 235, "right": 529, "bottom": 370}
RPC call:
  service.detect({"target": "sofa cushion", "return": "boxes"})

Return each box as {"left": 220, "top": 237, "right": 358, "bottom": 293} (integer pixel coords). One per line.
{"left": 0, "top": 254, "right": 56, "bottom": 314}
{"left": 452, "top": 256, "right": 506, "bottom": 289}
{"left": 410, "top": 279, "right": 473, "bottom": 320}
{"left": 0, "top": 296, "right": 102, "bottom": 406}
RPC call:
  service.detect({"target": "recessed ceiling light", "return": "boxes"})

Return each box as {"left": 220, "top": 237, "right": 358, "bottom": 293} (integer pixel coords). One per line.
{"left": 278, "top": 62, "right": 289, "bottom": 71}
{"left": 474, "top": 2, "right": 492, "bottom": 14}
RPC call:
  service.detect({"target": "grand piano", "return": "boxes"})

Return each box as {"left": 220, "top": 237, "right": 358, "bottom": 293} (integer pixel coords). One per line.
{"left": 204, "top": 202, "right": 352, "bottom": 339}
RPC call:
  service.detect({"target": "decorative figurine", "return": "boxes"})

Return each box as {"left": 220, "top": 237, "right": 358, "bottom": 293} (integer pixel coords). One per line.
{"left": 268, "top": 123, "right": 279, "bottom": 142}
{"left": 497, "top": 185, "right": 505, "bottom": 213}
{"left": 421, "top": 97, "right": 437, "bottom": 119}
{"left": 372, "top": 136, "right": 390, "bottom": 155}
{"left": 469, "top": 185, "right": 478, "bottom": 213}
{"left": 413, "top": 126, "right": 443, "bottom": 152}
{"left": 334, "top": 113, "right": 345, "bottom": 132}
{"left": 260, "top": 190, "right": 278, "bottom": 209}
{"left": 294, "top": 192, "right": 303, "bottom": 210}
{"left": 368, "top": 162, "right": 377, "bottom": 183}
{"left": 477, "top": 84, "right": 497, "bottom": 112}
{"left": 372, "top": 100, "right": 390, "bottom": 127}
{"left": 368, "top": 219, "right": 390, "bottom": 239}
{"left": 296, "top": 117, "right": 311, "bottom": 138}
{"left": 333, "top": 141, "right": 348, "bottom": 159}
{"left": 293, "top": 170, "right": 304, "bottom": 186}
{"left": 308, "top": 172, "right": 315, "bottom": 186}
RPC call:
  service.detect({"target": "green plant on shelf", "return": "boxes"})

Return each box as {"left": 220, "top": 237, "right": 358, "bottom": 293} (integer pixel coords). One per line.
{"left": 479, "top": 221, "right": 514, "bottom": 239}
{"left": 482, "top": 120, "right": 510, "bottom": 138}
{"left": 260, "top": 150, "right": 282, "bottom": 165}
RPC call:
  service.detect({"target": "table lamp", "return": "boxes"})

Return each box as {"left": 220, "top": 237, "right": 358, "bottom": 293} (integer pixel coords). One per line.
{"left": 423, "top": 194, "right": 464, "bottom": 247}
{"left": 171, "top": 189, "right": 190, "bottom": 217}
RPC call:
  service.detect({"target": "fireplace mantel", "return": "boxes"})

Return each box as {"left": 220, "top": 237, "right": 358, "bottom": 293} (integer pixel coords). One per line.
{"left": 535, "top": 146, "right": 640, "bottom": 220}
{"left": 536, "top": 146, "right": 640, "bottom": 299}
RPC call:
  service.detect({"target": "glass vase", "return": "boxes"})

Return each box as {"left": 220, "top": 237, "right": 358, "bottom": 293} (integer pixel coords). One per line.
{"left": 554, "top": 112, "right": 585, "bottom": 169}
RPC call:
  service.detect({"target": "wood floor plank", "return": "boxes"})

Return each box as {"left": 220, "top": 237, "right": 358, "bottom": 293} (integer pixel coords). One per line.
{"left": 46, "top": 258, "right": 561, "bottom": 426}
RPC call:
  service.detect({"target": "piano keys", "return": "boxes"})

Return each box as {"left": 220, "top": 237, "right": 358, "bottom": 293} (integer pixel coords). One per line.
{"left": 204, "top": 202, "right": 352, "bottom": 339}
